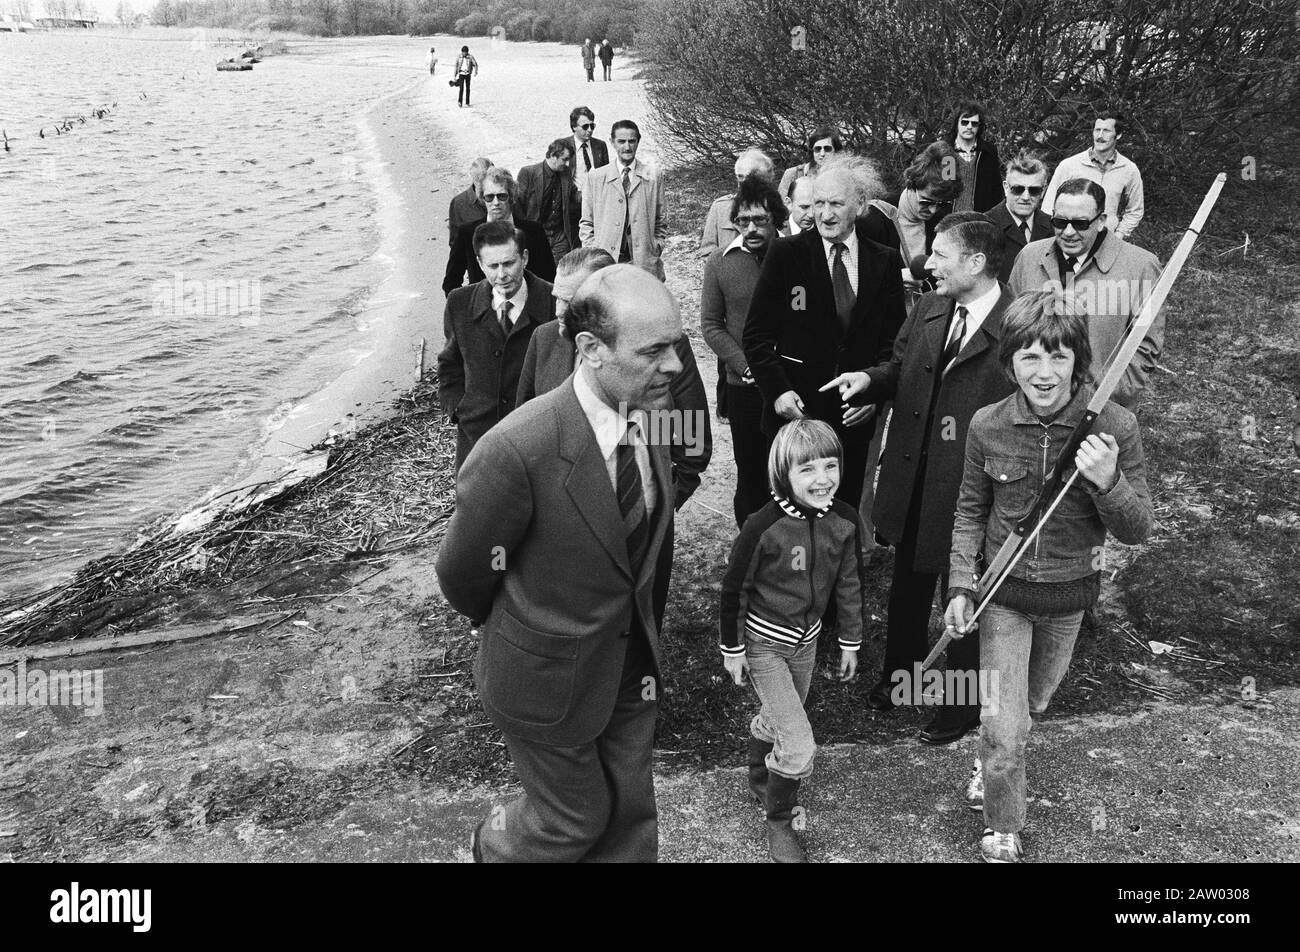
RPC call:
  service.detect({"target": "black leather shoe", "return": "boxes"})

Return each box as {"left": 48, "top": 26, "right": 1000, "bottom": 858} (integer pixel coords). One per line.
{"left": 866, "top": 679, "right": 897, "bottom": 711}
{"left": 918, "top": 711, "right": 980, "bottom": 745}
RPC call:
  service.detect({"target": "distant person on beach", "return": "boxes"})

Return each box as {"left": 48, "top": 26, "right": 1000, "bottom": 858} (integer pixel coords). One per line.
{"left": 569, "top": 106, "right": 609, "bottom": 192}
{"left": 777, "top": 125, "right": 843, "bottom": 202}
{"left": 785, "top": 176, "right": 816, "bottom": 235}
{"left": 437, "top": 265, "right": 682, "bottom": 862}
{"left": 598, "top": 39, "right": 614, "bottom": 80}
{"left": 986, "top": 149, "right": 1054, "bottom": 282}
{"left": 444, "top": 168, "right": 557, "bottom": 294}
{"left": 582, "top": 38, "right": 596, "bottom": 82}
{"left": 1043, "top": 110, "right": 1144, "bottom": 240}
{"left": 437, "top": 220, "right": 556, "bottom": 471}
{"left": 945, "top": 100, "right": 1001, "bottom": 213}
{"left": 698, "top": 148, "right": 776, "bottom": 257}
{"left": 517, "top": 248, "right": 712, "bottom": 628}
{"left": 447, "top": 157, "right": 493, "bottom": 246}
{"left": 426, "top": 47, "right": 438, "bottom": 76}
{"left": 1009, "top": 177, "right": 1162, "bottom": 407}
{"left": 517, "top": 139, "right": 582, "bottom": 261}
{"left": 700, "top": 174, "right": 788, "bottom": 526}
{"left": 580, "top": 120, "right": 667, "bottom": 281}
{"left": 453, "top": 45, "right": 479, "bottom": 107}
{"left": 944, "top": 293, "right": 1153, "bottom": 863}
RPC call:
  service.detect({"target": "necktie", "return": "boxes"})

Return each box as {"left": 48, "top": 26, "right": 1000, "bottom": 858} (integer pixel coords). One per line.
{"left": 831, "top": 242, "right": 855, "bottom": 333}
{"left": 620, "top": 167, "right": 633, "bottom": 262}
{"left": 616, "top": 423, "right": 648, "bottom": 569}
{"left": 1064, "top": 255, "right": 1079, "bottom": 272}
{"left": 1022, "top": 221, "right": 1032, "bottom": 245}
{"left": 497, "top": 300, "right": 513, "bottom": 336}
{"left": 942, "top": 305, "right": 968, "bottom": 376}
{"left": 582, "top": 142, "right": 592, "bottom": 172}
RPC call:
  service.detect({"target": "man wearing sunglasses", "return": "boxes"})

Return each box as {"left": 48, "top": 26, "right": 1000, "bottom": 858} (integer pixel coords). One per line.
{"left": 987, "top": 149, "right": 1054, "bottom": 282}
{"left": 443, "top": 167, "right": 557, "bottom": 295}
{"left": 1009, "top": 177, "right": 1162, "bottom": 407}
{"left": 568, "top": 106, "right": 609, "bottom": 191}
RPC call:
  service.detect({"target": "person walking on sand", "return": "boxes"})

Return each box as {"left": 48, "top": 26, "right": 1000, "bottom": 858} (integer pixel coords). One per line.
{"left": 582, "top": 38, "right": 596, "bottom": 82}
{"left": 719, "top": 419, "right": 866, "bottom": 863}
{"left": 426, "top": 47, "right": 438, "bottom": 76}
{"left": 599, "top": 39, "right": 614, "bottom": 81}
{"left": 453, "top": 45, "right": 479, "bottom": 107}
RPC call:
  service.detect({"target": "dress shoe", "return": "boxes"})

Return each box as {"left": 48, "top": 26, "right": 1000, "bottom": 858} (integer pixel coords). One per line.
{"left": 918, "top": 709, "right": 980, "bottom": 745}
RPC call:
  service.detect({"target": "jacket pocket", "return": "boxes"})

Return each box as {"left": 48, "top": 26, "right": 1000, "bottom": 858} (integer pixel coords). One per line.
{"left": 481, "top": 610, "right": 578, "bottom": 727}
{"left": 984, "top": 456, "right": 1035, "bottom": 519}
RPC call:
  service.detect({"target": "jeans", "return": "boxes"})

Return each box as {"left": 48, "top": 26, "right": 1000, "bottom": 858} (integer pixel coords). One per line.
{"left": 979, "top": 603, "right": 1084, "bottom": 833}
{"left": 457, "top": 74, "right": 472, "bottom": 105}
{"left": 747, "top": 634, "right": 818, "bottom": 780}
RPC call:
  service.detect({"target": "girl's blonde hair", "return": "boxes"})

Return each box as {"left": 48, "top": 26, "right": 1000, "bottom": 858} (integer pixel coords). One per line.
{"left": 767, "top": 419, "right": 843, "bottom": 501}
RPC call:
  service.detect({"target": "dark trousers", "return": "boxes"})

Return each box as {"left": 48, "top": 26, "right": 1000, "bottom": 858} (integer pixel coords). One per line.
{"left": 726, "top": 383, "right": 770, "bottom": 527}
{"left": 835, "top": 425, "right": 871, "bottom": 509}
{"left": 479, "top": 631, "right": 658, "bottom": 862}
{"left": 879, "top": 470, "right": 981, "bottom": 721}
{"left": 457, "top": 74, "right": 472, "bottom": 105}
{"left": 585, "top": 67, "right": 594, "bottom": 81}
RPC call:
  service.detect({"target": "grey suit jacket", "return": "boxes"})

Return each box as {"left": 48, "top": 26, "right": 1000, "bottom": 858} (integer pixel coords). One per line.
{"left": 435, "top": 376, "right": 673, "bottom": 746}
{"left": 579, "top": 158, "right": 667, "bottom": 280}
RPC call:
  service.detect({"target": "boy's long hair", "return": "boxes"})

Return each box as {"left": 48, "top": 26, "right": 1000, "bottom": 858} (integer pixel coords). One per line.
{"left": 998, "top": 289, "right": 1094, "bottom": 392}
{"left": 767, "top": 420, "right": 843, "bottom": 503}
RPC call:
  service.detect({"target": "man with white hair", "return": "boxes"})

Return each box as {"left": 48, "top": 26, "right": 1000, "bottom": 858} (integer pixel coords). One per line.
{"left": 743, "top": 154, "right": 907, "bottom": 507}
{"left": 698, "top": 149, "right": 777, "bottom": 257}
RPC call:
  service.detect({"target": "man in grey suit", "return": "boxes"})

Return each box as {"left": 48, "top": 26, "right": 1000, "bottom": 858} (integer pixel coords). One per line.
{"left": 437, "top": 265, "right": 683, "bottom": 863}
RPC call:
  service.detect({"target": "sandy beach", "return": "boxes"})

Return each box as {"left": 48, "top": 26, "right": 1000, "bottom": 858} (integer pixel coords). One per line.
{"left": 1, "top": 37, "right": 1297, "bottom": 865}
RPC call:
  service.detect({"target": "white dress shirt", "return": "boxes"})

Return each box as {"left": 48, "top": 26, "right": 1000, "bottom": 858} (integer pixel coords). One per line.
{"left": 821, "top": 230, "right": 859, "bottom": 295}
{"left": 574, "top": 367, "right": 657, "bottom": 518}
{"left": 491, "top": 280, "right": 529, "bottom": 332}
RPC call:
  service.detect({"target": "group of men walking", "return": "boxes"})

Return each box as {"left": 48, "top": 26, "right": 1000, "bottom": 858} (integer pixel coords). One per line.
{"left": 434, "top": 99, "right": 1160, "bottom": 862}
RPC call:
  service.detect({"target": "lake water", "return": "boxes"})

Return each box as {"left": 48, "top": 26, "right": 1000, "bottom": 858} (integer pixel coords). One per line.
{"left": 0, "top": 30, "right": 431, "bottom": 600}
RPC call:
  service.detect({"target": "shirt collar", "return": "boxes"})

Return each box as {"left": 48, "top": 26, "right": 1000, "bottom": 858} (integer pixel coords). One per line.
{"left": 723, "top": 232, "right": 750, "bottom": 255}
{"left": 492, "top": 279, "right": 528, "bottom": 315}
{"left": 954, "top": 281, "right": 1002, "bottom": 331}
{"left": 1087, "top": 148, "right": 1122, "bottom": 168}
{"left": 822, "top": 229, "right": 858, "bottom": 260}
{"left": 574, "top": 366, "right": 631, "bottom": 460}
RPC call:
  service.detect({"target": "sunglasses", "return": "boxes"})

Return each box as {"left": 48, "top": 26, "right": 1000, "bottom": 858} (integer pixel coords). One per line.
{"left": 1051, "top": 212, "right": 1101, "bottom": 231}
{"left": 483, "top": 192, "right": 511, "bottom": 203}
{"left": 959, "top": 118, "right": 981, "bottom": 126}
{"left": 735, "top": 215, "right": 772, "bottom": 228}
{"left": 917, "top": 196, "right": 953, "bottom": 209}
{"left": 577, "top": 122, "right": 595, "bottom": 130}
{"left": 1008, "top": 185, "right": 1044, "bottom": 196}
{"left": 811, "top": 145, "right": 835, "bottom": 153}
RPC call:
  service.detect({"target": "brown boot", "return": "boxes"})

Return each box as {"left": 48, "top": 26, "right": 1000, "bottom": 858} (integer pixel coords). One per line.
{"left": 764, "top": 773, "right": 807, "bottom": 863}
{"left": 747, "top": 738, "right": 773, "bottom": 803}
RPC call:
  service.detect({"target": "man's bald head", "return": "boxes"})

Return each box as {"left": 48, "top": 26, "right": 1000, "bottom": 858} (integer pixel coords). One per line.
{"left": 570, "top": 265, "right": 683, "bottom": 411}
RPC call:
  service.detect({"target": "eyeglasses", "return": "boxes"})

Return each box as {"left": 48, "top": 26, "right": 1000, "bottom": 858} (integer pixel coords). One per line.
{"left": 483, "top": 192, "right": 511, "bottom": 203}
{"left": 735, "top": 215, "right": 772, "bottom": 228}
{"left": 811, "top": 145, "right": 835, "bottom": 153}
{"left": 959, "top": 118, "right": 981, "bottom": 126}
{"left": 917, "top": 196, "right": 953, "bottom": 209}
{"left": 577, "top": 122, "right": 595, "bottom": 130}
{"left": 1008, "top": 185, "right": 1044, "bottom": 196}
{"left": 1051, "top": 212, "right": 1102, "bottom": 231}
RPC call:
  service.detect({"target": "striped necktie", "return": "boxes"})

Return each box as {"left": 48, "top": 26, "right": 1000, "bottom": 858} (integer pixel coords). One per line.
{"left": 941, "top": 305, "right": 968, "bottom": 376}
{"left": 616, "top": 423, "right": 649, "bottom": 570}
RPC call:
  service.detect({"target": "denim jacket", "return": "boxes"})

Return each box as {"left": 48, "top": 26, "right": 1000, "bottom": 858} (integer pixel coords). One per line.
{"left": 948, "top": 383, "right": 1154, "bottom": 591}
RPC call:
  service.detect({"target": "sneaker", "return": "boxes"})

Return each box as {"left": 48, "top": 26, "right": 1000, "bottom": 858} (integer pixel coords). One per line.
{"left": 964, "top": 755, "right": 984, "bottom": 811}
{"left": 980, "top": 828, "right": 1023, "bottom": 863}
